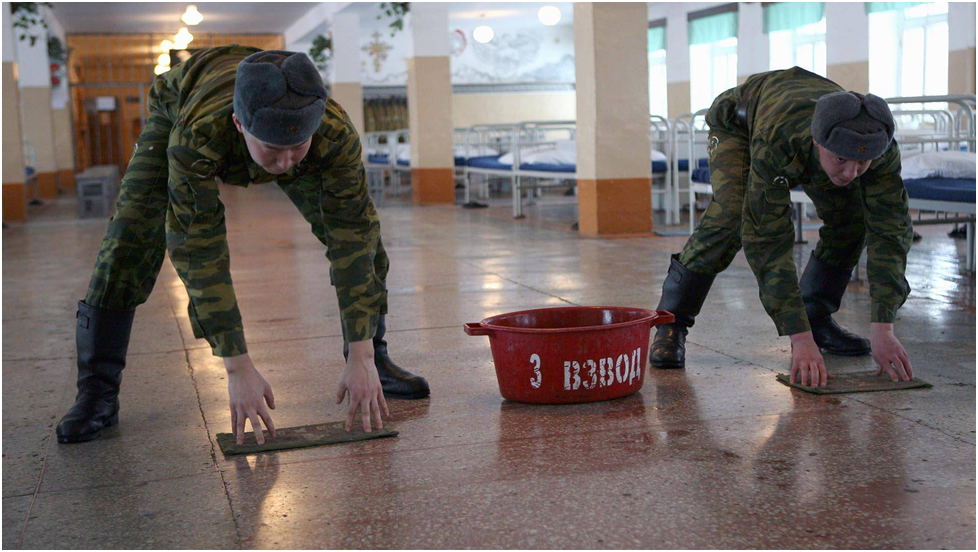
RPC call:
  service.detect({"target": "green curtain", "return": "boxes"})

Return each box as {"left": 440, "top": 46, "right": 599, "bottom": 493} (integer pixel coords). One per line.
{"left": 688, "top": 12, "right": 738, "bottom": 46}
{"left": 864, "top": 2, "right": 926, "bottom": 14}
{"left": 763, "top": 2, "right": 825, "bottom": 33}
{"left": 648, "top": 26, "right": 666, "bottom": 52}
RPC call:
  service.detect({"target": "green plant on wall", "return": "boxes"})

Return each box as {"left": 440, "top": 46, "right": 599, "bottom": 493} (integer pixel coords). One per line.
{"left": 309, "top": 34, "right": 332, "bottom": 73}
{"left": 378, "top": 2, "right": 410, "bottom": 36}
{"left": 11, "top": 2, "right": 53, "bottom": 46}
{"left": 48, "top": 35, "right": 69, "bottom": 64}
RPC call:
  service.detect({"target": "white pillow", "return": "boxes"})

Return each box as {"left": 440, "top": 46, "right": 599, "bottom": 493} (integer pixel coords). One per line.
{"left": 524, "top": 141, "right": 577, "bottom": 165}
{"left": 455, "top": 145, "right": 498, "bottom": 157}
{"left": 651, "top": 148, "right": 668, "bottom": 162}
{"left": 901, "top": 151, "right": 976, "bottom": 180}
{"left": 395, "top": 143, "right": 410, "bottom": 161}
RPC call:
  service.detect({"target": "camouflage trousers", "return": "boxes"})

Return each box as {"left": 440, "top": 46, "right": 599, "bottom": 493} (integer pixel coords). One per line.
{"left": 84, "top": 95, "right": 390, "bottom": 343}
{"left": 677, "top": 129, "right": 866, "bottom": 276}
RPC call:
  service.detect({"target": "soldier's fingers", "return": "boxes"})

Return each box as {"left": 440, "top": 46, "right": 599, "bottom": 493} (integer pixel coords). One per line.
{"left": 379, "top": 390, "right": 390, "bottom": 418}
{"left": 258, "top": 406, "right": 276, "bottom": 438}
{"left": 799, "top": 364, "right": 809, "bottom": 386}
{"left": 899, "top": 351, "right": 914, "bottom": 379}
{"left": 248, "top": 411, "right": 265, "bottom": 445}
{"left": 264, "top": 385, "right": 276, "bottom": 410}
{"left": 790, "top": 364, "right": 799, "bottom": 385}
{"left": 371, "top": 396, "right": 383, "bottom": 430}
{"left": 236, "top": 408, "right": 246, "bottom": 445}
{"left": 345, "top": 395, "right": 358, "bottom": 432}
{"left": 890, "top": 356, "right": 909, "bottom": 382}
{"left": 362, "top": 397, "right": 372, "bottom": 433}
{"left": 882, "top": 361, "right": 899, "bottom": 382}
{"left": 818, "top": 359, "right": 828, "bottom": 387}
{"left": 230, "top": 407, "right": 238, "bottom": 437}
{"left": 336, "top": 382, "right": 347, "bottom": 405}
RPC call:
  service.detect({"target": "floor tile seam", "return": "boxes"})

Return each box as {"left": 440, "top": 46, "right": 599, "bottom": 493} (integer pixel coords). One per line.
{"left": 688, "top": 339, "right": 978, "bottom": 437}
{"left": 165, "top": 284, "right": 246, "bottom": 548}
{"left": 213, "top": 408, "right": 853, "bottom": 471}
{"left": 17, "top": 360, "right": 74, "bottom": 549}
{"left": 239, "top": 324, "right": 464, "bottom": 348}
{"left": 846, "top": 395, "right": 978, "bottom": 446}
{"left": 3, "top": 346, "right": 212, "bottom": 363}
{"left": 179, "top": 347, "right": 246, "bottom": 549}
{"left": 19, "top": 469, "right": 224, "bottom": 499}
{"left": 448, "top": 254, "right": 580, "bottom": 307}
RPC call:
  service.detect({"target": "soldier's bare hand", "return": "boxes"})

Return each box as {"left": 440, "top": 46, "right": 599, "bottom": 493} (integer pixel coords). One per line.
{"left": 870, "top": 323, "right": 913, "bottom": 382}
{"left": 225, "top": 354, "right": 276, "bottom": 445}
{"left": 336, "top": 340, "right": 389, "bottom": 433}
{"left": 789, "top": 331, "right": 830, "bottom": 387}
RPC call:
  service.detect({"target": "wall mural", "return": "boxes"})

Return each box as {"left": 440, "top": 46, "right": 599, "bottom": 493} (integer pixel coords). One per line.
{"left": 358, "top": 19, "right": 575, "bottom": 86}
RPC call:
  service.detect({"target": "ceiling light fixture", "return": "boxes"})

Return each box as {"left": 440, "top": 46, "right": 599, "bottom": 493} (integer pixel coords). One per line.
{"left": 174, "top": 27, "right": 194, "bottom": 49}
{"left": 538, "top": 6, "right": 561, "bottom": 26}
{"left": 181, "top": 5, "right": 203, "bottom": 26}
{"left": 473, "top": 25, "right": 494, "bottom": 44}
{"left": 160, "top": 39, "right": 174, "bottom": 53}
{"left": 154, "top": 64, "right": 170, "bottom": 75}
{"left": 158, "top": 54, "right": 171, "bottom": 66}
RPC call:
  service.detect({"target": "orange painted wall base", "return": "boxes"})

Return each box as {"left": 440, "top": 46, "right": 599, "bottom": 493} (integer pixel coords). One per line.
{"left": 37, "top": 172, "right": 59, "bottom": 199}
{"left": 577, "top": 178, "right": 653, "bottom": 236}
{"left": 59, "top": 169, "right": 76, "bottom": 191}
{"left": 3, "top": 183, "right": 28, "bottom": 222}
{"left": 411, "top": 168, "right": 455, "bottom": 205}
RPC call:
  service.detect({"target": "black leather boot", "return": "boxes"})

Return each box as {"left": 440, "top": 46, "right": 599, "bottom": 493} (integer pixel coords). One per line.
{"left": 649, "top": 255, "right": 717, "bottom": 369}
{"left": 800, "top": 252, "right": 871, "bottom": 356}
{"left": 57, "top": 302, "right": 135, "bottom": 443}
{"left": 344, "top": 315, "right": 430, "bottom": 399}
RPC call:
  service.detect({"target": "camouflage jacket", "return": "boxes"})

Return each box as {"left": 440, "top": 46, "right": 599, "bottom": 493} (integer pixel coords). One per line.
{"left": 707, "top": 67, "right": 913, "bottom": 335}
{"left": 157, "top": 45, "right": 385, "bottom": 356}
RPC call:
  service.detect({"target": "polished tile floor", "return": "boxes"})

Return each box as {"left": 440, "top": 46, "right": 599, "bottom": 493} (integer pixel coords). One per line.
{"left": 3, "top": 185, "right": 975, "bottom": 549}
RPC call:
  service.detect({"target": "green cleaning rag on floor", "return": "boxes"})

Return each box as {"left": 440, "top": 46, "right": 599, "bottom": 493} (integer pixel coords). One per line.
{"left": 776, "top": 372, "right": 932, "bottom": 395}
{"left": 217, "top": 421, "right": 398, "bottom": 455}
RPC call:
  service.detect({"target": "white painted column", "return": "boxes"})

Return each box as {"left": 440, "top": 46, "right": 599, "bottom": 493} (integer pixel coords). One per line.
{"left": 405, "top": 3, "right": 454, "bottom": 204}
{"left": 3, "top": 2, "right": 27, "bottom": 220}
{"left": 574, "top": 2, "right": 652, "bottom": 236}
{"left": 948, "top": 2, "right": 976, "bottom": 94}
{"left": 331, "top": 12, "right": 364, "bottom": 136}
{"left": 825, "top": 2, "right": 869, "bottom": 92}
{"left": 15, "top": 14, "right": 59, "bottom": 198}
{"left": 738, "top": 3, "right": 768, "bottom": 83}
{"left": 665, "top": 11, "right": 690, "bottom": 119}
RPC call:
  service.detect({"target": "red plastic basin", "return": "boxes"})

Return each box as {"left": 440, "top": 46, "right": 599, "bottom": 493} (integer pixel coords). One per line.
{"left": 464, "top": 306, "right": 675, "bottom": 404}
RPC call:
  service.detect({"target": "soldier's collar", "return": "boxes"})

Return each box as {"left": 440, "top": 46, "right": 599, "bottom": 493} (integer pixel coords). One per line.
{"left": 807, "top": 140, "right": 832, "bottom": 186}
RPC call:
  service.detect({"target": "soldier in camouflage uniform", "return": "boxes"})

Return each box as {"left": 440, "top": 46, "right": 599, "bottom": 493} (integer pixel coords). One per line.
{"left": 650, "top": 67, "right": 915, "bottom": 387}
{"left": 57, "top": 46, "right": 429, "bottom": 445}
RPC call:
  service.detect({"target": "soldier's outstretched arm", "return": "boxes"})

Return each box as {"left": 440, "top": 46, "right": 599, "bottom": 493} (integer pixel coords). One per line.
{"left": 280, "top": 123, "right": 388, "bottom": 431}
{"left": 861, "top": 144, "right": 914, "bottom": 381}
{"left": 164, "top": 146, "right": 276, "bottom": 444}
{"left": 741, "top": 140, "right": 829, "bottom": 387}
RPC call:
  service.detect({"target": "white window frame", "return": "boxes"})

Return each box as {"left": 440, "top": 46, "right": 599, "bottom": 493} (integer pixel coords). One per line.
{"left": 870, "top": 2, "right": 949, "bottom": 99}
{"left": 648, "top": 48, "right": 668, "bottom": 117}
{"left": 769, "top": 19, "right": 826, "bottom": 75}
{"left": 690, "top": 37, "right": 738, "bottom": 113}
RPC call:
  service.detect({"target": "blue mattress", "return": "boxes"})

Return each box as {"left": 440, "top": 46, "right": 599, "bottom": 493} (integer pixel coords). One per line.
{"left": 396, "top": 159, "right": 409, "bottom": 167}
{"left": 691, "top": 167, "right": 712, "bottom": 183}
{"left": 520, "top": 162, "right": 576, "bottom": 173}
{"left": 467, "top": 156, "right": 512, "bottom": 170}
{"left": 367, "top": 154, "right": 389, "bottom": 164}
{"left": 652, "top": 158, "right": 709, "bottom": 173}
{"left": 904, "top": 178, "right": 976, "bottom": 203}
{"left": 455, "top": 156, "right": 466, "bottom": 166}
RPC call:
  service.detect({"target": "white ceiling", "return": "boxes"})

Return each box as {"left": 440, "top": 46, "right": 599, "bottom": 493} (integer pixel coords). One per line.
{"left": 338, "top": 2, "right": 576, "bottom": 25}
{"left": 50, "top": 2, "right": 317, "bottom": 34}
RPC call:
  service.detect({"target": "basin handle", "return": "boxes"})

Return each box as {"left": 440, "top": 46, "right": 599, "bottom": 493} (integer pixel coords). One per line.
{"left": 464, "top": 322, "right": 493, "bottom": 336}
{"left": 653, "top": 310, "right": 676, "bottom": 325}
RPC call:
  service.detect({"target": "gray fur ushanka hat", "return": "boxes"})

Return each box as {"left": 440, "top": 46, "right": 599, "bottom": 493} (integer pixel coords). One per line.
{"left": 233, "top": 50, "right": 328, "bottom": 146}
{"left": 811, "top": 91, "right": 895, "bottom": 161}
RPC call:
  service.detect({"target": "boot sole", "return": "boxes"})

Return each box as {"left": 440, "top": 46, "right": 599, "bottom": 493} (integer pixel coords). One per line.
{"left": 819, "top": 347, "right": 871, "bottom": 357}
{"left": 56, "top": 414, "right": 118, "bottom": 444}
{"left": 649, "top": 361, "right": 685, "bottom": 370}
{"left": 383, "top": 390, "right": 431, "bottom": 400}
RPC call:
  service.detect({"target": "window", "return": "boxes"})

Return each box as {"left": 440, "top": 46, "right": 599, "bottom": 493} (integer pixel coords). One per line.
{"left": 648, "top": 26, "right": 668, "bottom": 117}
{"left": 690, "top": 37, "right": 738, "bottom": 112}
{"left": 869, "top": 2, "right": 948, "bottom": 99}
{"left": 769, "top": 18, "right": 826, "bottom": 75}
